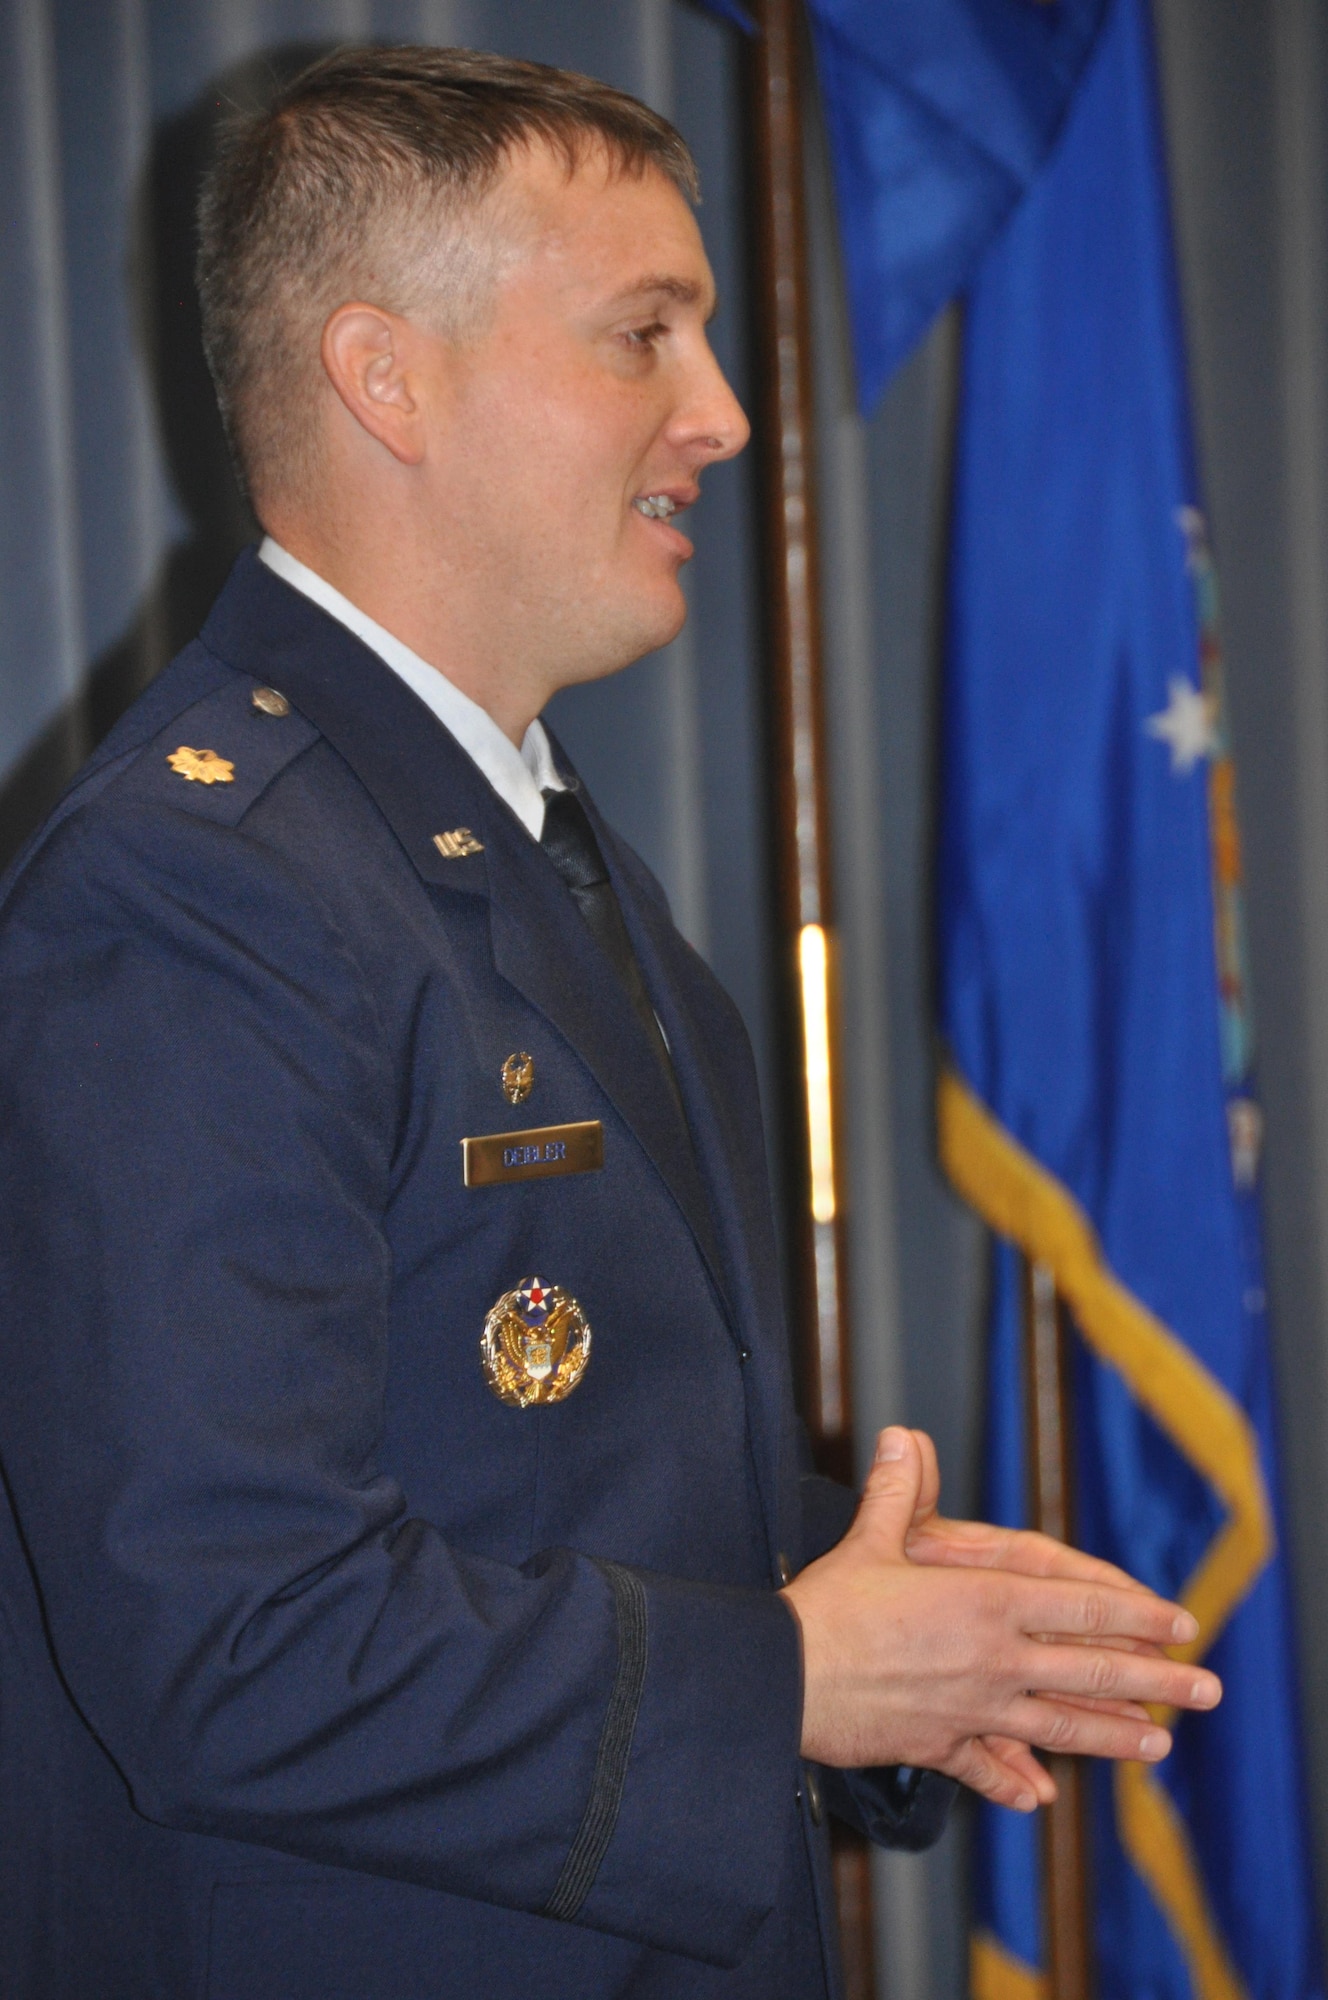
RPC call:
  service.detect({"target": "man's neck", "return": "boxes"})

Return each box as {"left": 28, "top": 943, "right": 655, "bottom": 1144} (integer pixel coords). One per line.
{"left": 256, "top": 518, "right": 543, "bottom": 748}
{"left": 257, "top": 536, "right": 566, "bottom": 843}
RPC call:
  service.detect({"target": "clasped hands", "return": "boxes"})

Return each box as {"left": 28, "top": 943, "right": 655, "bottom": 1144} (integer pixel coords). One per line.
{"left": 781, "top": 1426, "right": 1222, "bottom": 1813}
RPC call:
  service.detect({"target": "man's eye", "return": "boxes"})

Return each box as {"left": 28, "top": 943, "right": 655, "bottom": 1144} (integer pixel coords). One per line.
{"left": 622, "top": 321, "right": 668, "bottom": 350}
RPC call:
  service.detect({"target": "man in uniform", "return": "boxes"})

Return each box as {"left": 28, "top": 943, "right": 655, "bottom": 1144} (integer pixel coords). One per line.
{"left": 0, "top": 47, "right": 1217, "bottom": 2000}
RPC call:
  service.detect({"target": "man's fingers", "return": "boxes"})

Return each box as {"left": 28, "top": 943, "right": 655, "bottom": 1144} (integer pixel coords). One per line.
{"left": 981, "top": 1735, "right": 1057, "bottom": 1805}
{"left": 852, "top": 1428, "right": 926, "bottom": 1561}
{"left": 996, "top": 1528, "right": 1140, "bottom": 1589}
{"left": 942, "top": 1736, "right": 1046, "bottom": 1813}
{"left": 1010, "top": 1573, "right": 1201, "bottom": 1649}
{"left": 906, "top": 1517, "right": 1146, "bottom": 1595}
{"left": 909, "top": 1430, "right": 942, "bottom": 1527}
{"left": 1035, "top": 1693, "right": 1153, "bottom": 1723}
{"left": 1003, "top": 1696, "right": 1175, "bottom": 1764}
{"left": 1018, "top": 1640, "right": 1221, "bottom": 1714}
{"left": 1034, "top": 1632, "right": 1164, "bottom": 1656}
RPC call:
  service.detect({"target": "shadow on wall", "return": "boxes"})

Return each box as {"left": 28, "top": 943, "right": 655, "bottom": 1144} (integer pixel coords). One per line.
{"left": 0, "top": 47, "right": 336, "bottom": 872}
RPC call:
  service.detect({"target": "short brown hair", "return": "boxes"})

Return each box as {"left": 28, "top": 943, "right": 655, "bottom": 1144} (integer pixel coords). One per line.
{"left": 196, "top": 45, "right": 699, "bottom": 504}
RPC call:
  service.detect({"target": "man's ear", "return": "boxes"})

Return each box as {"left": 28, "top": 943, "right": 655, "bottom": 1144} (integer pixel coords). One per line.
{"left": 320, "top": 303, "right": 427, "bottom": 465}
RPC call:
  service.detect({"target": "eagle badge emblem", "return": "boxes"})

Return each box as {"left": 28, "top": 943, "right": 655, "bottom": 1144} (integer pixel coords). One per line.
{"left": 480, "top": 1276, "right": 591, "bottom": 1408}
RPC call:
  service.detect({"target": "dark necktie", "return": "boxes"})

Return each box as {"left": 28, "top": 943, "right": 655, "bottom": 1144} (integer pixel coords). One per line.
{"left": 539, "top": 787, "right": 684, "bottom": 1116}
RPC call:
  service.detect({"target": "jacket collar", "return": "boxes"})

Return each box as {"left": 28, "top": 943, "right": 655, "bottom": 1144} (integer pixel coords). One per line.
{"left": 200, "top": 550, "right": 732, "bottom": 1314}
{"left": 201, "top": 547, "right": 500, "bottom": 899}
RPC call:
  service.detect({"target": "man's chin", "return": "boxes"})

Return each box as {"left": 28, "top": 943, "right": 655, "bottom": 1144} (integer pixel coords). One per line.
{"left": 645, "top": 591, "right": 689, "bottom": 657}
{"left": 536, "top": 576, "right": 691, "bottom": 694}
{"left": 635, "top": 573, "right": 690, "bottom": 653}
{"left": 565, "top": 595, "right": 689, "bottom": 688}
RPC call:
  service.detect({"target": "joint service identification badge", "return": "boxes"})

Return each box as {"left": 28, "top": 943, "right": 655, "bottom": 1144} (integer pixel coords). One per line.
{"left": 481, "top": 1276, "right": 591, "bottom": 1408}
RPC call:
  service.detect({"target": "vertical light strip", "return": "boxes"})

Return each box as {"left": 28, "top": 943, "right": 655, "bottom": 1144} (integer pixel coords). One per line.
{"left": 634, "top": 0, "right": 709, "bottom": 955}
{"left": 10, "top": 0, "right": 85, "bottom": 749}
{"left": 799, "top": 922, "right": 837, "bottom": 1222}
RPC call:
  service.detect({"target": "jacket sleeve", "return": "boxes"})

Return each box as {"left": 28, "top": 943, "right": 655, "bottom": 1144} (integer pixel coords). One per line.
{"left": 0, "top": 793, "right": 802, "bottom": 1970}
{"left": 797, "top": 1471, "right": 958, "bottom": 1850}
{"left": 798, "top": 1469, "right": 858, "bottom": 1564}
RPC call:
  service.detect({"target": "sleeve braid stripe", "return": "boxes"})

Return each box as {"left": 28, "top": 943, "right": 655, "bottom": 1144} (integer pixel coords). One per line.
{"left": 544, "top": 1562, "right": 648, "bottom": 1922}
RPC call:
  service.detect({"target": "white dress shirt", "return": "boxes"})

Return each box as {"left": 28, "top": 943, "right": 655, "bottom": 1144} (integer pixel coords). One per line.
{"left": 258, "top": 537, "right": 564, "bottom": 841}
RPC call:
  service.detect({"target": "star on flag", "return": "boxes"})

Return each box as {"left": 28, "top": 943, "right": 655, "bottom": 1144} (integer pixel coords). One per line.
{"left": 1145, "top": 676, "right": 1217, "bottom": 774}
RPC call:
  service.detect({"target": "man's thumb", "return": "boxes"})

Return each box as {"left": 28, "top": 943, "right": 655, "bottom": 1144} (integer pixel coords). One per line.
{"left": 852, "top": 1427, "right": 923, "bottom": 1559}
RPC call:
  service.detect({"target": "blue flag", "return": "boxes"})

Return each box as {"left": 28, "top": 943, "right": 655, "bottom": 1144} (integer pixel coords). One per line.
{"left": 688, "top": 0, "right": 756, "bottom": 31}
{"left": 806, "top": 0, "right": 1107, "bottom": 412}
{"left": 937, "top": 1, "right": 1321, "bottom": 1996}
{"left": 692, "top": 0, "right": 1107, "bottom": 415}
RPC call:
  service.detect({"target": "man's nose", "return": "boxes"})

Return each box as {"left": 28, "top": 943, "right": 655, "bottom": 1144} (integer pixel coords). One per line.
{"left": 677, "top": 342, "right": 751, "bottom": 464}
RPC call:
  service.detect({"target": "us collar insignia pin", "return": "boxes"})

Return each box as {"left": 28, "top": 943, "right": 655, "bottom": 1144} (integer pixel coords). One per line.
{"left": 481, "top": 1275, "right": 591, "bottom": 1408}
{"left": 167, "top": 746, "right": 235, "bottom": 785}
{"left": 501, "top": 1052, "right": 535, "bottom": 1104}
{"left": 433, "top": 828, "right": 484, "bottom": 859}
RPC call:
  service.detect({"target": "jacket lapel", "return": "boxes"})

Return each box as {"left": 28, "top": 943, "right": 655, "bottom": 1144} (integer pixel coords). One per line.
{"left": 200, "top": 552, "right": 732, "bottom": 1315}
{"left": 482, "top": 822, "right": 730, "bottom": 1302}
{"left": 603, "top": 831, "right": 793, "bottom": 1555}
{"left": 618, "top": 873, "right": 777, "bottom": 1304}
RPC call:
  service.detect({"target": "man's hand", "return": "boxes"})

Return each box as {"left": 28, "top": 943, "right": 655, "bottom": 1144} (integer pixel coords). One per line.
{"left": 781, "top": 1427, "right": 1221, "bottom": 1812}
{"left": 895, "top": 1425, "right": 1180, "bottom": 1805}
{"left": 902, "top": 1427, "right": 1147, "bottom": 1595}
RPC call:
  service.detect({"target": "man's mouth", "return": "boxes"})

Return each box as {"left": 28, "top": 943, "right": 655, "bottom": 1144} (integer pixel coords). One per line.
{"left": 633, "top": 494, "right": 679, "bottom": 520}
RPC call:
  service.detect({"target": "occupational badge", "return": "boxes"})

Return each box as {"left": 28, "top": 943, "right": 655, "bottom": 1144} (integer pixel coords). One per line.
{"left": 480, "top": 1275, "right": 591, "bottom": 1408}
{"left": 167, "top": 746, "right": 234, "bottom": 785}
{"left": 500, "top": 1052, "right": 535, "bottom": 1105}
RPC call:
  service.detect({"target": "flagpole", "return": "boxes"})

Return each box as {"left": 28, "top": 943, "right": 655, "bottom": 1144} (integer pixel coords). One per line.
{"left": 746, "top": 0, "right": 853, "bottom": 1480}
{"left": 745, "top": 2, "right": 875, "bottom": 1994}
{"left": 1023, "top": 1259, "right": 1093, "bottom": 2000}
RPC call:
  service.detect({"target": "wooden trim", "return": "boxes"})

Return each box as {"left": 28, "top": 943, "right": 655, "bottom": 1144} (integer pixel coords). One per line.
{"left": 1023, "top": 1259, "right": 1093, "bottom": 2000}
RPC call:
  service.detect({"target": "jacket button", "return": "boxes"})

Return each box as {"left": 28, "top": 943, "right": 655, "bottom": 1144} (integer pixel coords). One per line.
{"left": 251, "top": 686, "right": 290, "bottom": 717}
{"left": 805, "top": 1765, "right": 824, "bottom": 1825}
{"left": 777, "top": 1552, "right": 793, "bottom": 1587}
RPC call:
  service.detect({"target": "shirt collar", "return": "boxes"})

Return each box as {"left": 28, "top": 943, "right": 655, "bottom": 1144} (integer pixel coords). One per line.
{"left": 257, "top": 536, "right": 563, "bottom": 840}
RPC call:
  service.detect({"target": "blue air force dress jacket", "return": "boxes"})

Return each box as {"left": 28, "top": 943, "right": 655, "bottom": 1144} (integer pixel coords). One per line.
{"left": 0, "top": 552, "right": 951, "bottom": 2000}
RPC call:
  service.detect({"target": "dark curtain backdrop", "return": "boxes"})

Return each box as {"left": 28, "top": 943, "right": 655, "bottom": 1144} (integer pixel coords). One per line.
{"left": 3, "top": 1, "right": 1327, "bottom": 1993}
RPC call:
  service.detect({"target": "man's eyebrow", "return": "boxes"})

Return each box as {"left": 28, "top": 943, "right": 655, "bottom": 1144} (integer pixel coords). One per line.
{"left": 605, "top": 274, "right": 719, "bottom": 321}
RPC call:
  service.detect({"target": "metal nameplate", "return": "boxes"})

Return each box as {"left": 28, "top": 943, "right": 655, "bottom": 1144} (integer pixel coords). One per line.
{"left": 463, "top": 1120, "right": 604, "bottom": 1188}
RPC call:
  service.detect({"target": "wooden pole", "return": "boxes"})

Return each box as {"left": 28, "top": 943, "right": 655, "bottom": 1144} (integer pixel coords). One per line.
{"left": 1023, "top": 1258, "right": 1093, "bottom": 2000}
{"left": 745, "top": 3, "right": 874, "bottom": 1993}
{"left": 746, "top": 0, "right": 852, "bottom": 1479}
